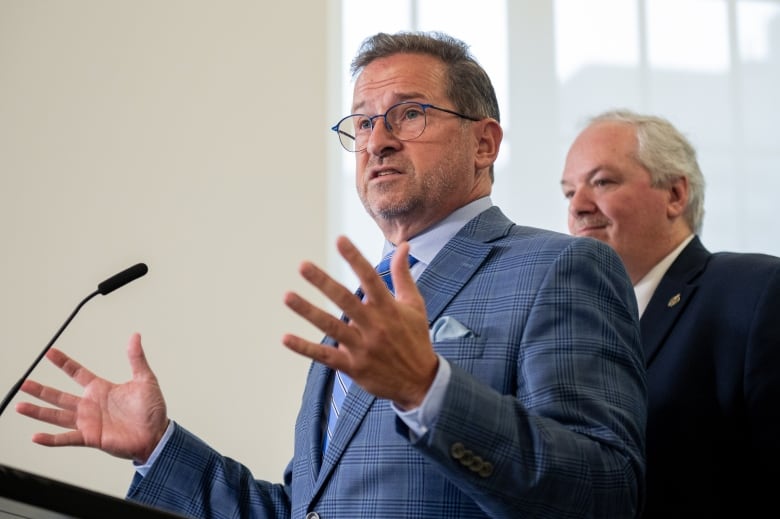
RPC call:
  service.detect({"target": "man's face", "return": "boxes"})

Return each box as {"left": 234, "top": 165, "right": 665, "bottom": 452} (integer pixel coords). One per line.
{"left": 560, "top": 121, "right": 677, "bottom": 281}
{"left": 350, "top": 53, "right": 486, "bottom": 241}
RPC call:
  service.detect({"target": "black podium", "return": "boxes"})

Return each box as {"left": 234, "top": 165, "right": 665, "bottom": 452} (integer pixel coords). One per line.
{"left": 0, "top": 463, "right": 189, "bottom": 518}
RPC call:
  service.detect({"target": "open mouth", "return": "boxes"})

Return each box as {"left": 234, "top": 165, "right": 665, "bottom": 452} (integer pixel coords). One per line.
{"left": 371, "top": 168, "right": 402, "bottom": 179}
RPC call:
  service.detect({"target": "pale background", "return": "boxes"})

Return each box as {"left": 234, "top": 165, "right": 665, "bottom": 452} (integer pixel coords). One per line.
{"left": 0, "top": 0, "right": 332, "bottom": 497}
{"left": 335, "top": 0, "right": 780, "bottom": 284}
{"left": 2, "top": 0, "right": 779, "bottom": 501}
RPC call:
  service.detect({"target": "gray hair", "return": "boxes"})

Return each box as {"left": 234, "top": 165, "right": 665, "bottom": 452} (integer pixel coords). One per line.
{"left": 351, "top": 32, "right": 500, "bottom": 124}
{"left": 589, "top": 109, "right": 705, "bottom": 233}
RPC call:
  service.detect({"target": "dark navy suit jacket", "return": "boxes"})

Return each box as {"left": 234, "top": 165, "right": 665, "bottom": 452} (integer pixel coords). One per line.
{"left": 640, "top": 236, "right": 780, "bottom": 517}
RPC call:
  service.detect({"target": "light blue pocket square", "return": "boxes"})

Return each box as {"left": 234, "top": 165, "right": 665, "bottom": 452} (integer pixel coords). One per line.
{"left": 429, "top": 316, "right": 475, "bottom": 341}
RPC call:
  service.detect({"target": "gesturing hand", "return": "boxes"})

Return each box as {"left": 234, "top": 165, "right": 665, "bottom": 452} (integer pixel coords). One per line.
{"left": 15, "top": 332, "right": 169, "bottom": 464}
{"left": 282, "top": 236, "right": 438, "bottom": 410}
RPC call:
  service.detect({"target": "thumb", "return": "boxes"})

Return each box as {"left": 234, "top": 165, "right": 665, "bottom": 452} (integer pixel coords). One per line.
{"left": 127, "top": 332, "right": 154, "bottom": 381}
{"left": 391, "top": 242, "right": 425, "bottom": 309}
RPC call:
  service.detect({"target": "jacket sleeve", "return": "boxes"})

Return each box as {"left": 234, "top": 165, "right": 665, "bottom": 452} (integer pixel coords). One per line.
{"left": 127, "top": 422, "right": 291, "bottom": 519}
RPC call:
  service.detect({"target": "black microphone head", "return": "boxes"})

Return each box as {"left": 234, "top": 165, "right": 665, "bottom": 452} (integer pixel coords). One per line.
{"left": 97, "top": 263, "right": 148, "bottom": 295}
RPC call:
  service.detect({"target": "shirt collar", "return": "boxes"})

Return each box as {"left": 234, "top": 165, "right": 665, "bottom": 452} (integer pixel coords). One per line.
{"left": 634, "top": 234, "right": 694, "bottom": 317}
{"left": 381, "top": 197, "right": 493, "bottom": 279}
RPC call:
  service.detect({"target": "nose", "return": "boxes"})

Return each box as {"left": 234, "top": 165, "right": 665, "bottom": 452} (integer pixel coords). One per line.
{"left": 567, "top": 187, "right": 595, "bottom": 217}
{"left": 365, "top": 115, "right": 401, "bottom": 156}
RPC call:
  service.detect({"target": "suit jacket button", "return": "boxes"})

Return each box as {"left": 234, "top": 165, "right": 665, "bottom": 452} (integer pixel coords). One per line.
{"left": 305, "top": 513, "right": 320, "bottom": 519}
{"left": 479, "top": 462, "right": 494, "bottom": 478}
{"left": 460, "top": 449, "right": 474, "bottom": 465}
{"left": 450, "top": 442, "right": 465, "bottom": 459}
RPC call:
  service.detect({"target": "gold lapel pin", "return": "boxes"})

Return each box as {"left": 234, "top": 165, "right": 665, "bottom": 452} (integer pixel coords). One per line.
{"left": 667, "top": 293, "right": 681, "bottom": 307}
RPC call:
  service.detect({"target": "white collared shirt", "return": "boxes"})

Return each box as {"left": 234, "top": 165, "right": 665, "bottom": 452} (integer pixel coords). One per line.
{"left": 379, "top": 196, "right": 492, "bottom": 279}
{"left": 634, "top": 235, "right": 694, "bottom": 317}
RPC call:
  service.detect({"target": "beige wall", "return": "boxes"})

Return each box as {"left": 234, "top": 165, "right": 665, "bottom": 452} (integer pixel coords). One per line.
{"left": 0, "top": 1, "right": 333, "bottom": 496}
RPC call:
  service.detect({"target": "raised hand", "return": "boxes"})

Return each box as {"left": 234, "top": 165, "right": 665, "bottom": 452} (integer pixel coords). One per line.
{"left": 15, "top": 332, "right": 169, "bottom": 463}
{"left": 282, "top": 236, "right": 438, "bottom": 409}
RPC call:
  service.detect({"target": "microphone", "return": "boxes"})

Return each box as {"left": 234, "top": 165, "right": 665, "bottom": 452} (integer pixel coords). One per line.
{"left": 97, "top": 263, "right": 148, "bottom": 296}
{"left": 0, "top": 263, "right": 148, "bottom": 417}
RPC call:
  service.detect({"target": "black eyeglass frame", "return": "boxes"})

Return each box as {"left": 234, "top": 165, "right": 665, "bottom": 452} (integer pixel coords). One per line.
{"left": 331, "top": 101, "right": 481, "bottom": 152}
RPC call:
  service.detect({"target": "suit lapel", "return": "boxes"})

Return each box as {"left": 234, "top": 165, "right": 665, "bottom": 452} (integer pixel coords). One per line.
{"left": 300, "top": 360, "right": 329, "bottom": 485}
{"left": 641, "top": 237, "right": 709, "bottom": 365}
{"left": 311, "top": 317, "right": 380, "bottom": 497}
{"left": 309, "top": 373, "right": 376, "bottom": 504}
{"left": 418, "top": 206, "right": 512, "bottom": 323}
{"left": 315, "top": 385, "right": 375, "bottom": 479}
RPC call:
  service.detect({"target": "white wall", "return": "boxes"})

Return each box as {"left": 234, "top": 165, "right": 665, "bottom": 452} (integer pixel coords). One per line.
{"left": 0, "top": 0, "right": 333, "bottom": 497}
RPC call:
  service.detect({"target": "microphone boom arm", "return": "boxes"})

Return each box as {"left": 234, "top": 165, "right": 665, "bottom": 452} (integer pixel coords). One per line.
{"left": 0, "top": 290, "right": 99, "bottom": 416}
{"left": 0, "top": 262, "right": 147, "bottom": 417}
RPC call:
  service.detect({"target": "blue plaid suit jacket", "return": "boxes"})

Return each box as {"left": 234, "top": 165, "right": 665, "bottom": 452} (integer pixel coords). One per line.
{"left": 128, "top": 207, "right": 646, "bottom": 518}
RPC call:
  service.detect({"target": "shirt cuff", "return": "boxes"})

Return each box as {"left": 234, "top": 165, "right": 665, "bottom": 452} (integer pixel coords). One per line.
{"left": 392, "top": 355, "right": 451, "bottom": 437}
{"left": 133, "top": 420, "right": 175, "bottom": 476}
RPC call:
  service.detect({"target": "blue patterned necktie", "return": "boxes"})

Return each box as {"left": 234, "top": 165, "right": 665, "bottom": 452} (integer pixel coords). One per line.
{"left": 323, "top": 250, "right": 419, "bottom": 453}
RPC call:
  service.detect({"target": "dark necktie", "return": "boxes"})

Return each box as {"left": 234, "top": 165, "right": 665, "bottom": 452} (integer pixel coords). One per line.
{"left": 322, "top": 251, "right": 419, "bottom": 453}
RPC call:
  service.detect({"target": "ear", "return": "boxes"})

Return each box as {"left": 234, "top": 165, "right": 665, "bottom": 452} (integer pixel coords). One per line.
{"left": 667, "top": 176, "right": 689, "bottom": 219}
{"left": 473, "top": 118, "right": 503, "bottom": 171}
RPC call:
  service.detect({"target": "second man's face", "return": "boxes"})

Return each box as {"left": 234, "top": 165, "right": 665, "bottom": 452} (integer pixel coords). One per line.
{"left": 560, "top": 121, "right": 675, "bottom": 282}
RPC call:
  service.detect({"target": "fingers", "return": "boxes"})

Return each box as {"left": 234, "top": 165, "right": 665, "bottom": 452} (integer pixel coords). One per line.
{"left": 284, "top": 236, "right": 423, "bottom": 370}
{"left": 16, "top": 378, "right": 79, "bottom": 430}
{"left": 281, "top": 332, "right": 349, "bottom": 371}
{"left": 336, "top": 235, "right": 374, "bottom": 274}
{"left": 295, "top": 259, "right": 366, "bottom": 320}
{"left": 19, "top": 379, "right": 80, "bottom": 411}
{"left": 284, "top": 290, "right": 355, "bottom": 341}
{"left": 335, "top": 236, "right": 393, "bottom": 305}
{"left": 30, "top": 430, "right": 85, "bottom": 448}
{"left": 15, "top": 399, "right": 76, "bottom": 429}
{"left": 46, "top": 348, "right": 96, "bottom": 388}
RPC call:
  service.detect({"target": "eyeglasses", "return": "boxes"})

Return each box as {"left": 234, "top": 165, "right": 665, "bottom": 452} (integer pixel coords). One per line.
{"left": 331, "top": 101, "right": 481, "bottom": 152}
